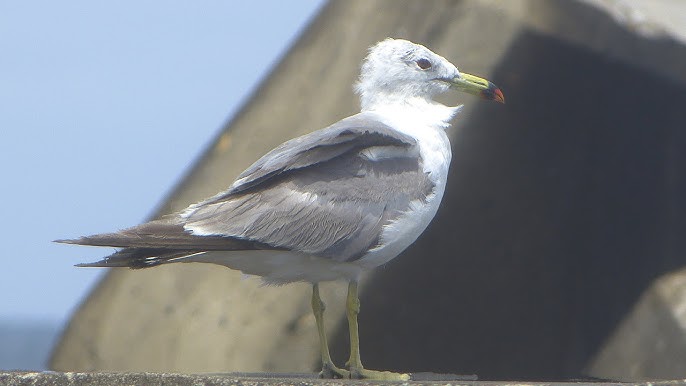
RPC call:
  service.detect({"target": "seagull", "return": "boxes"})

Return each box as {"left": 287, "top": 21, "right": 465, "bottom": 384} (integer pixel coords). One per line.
{"left": 57, "top": 38, "right": 504, "bottom": 380}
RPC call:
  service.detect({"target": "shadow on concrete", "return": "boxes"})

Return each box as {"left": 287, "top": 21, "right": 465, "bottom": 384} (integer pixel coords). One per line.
{"left": 330, "top": 27, "right": 686, "bottom": 381}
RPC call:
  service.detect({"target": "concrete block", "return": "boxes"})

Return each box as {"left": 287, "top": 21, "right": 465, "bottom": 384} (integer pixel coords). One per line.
{"left": 51, "top": 0, "right": 686, "bottom": 380}
{"left": 588, "top": 268, "right": 686, "bottom": 381}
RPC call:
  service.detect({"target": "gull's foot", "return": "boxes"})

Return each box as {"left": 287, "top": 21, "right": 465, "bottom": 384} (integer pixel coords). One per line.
{"left": 349, "top": 367, "right": 411, "bottom": 381}
{"left": 319, "top": 362, "right": 350, "bottom": 379}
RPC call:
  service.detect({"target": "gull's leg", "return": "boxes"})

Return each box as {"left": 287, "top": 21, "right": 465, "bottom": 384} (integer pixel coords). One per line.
{"left": 345, "top": 280, "right": 363, "bottom": 372}
{"left": 345, "top": 280, "right": 410, "bottom": 380}
{"left": 311, "top": 283, "right": 349, "bottom": 379}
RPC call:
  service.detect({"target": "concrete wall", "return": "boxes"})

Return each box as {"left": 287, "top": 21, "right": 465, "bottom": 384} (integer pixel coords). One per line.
{"left": 50, "top": 0, "right": 686, "bottom": 381}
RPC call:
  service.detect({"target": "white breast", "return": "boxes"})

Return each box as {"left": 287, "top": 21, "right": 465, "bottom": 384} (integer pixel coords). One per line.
{"left": 353, "top": 102, "right": 455, "bottom": 269}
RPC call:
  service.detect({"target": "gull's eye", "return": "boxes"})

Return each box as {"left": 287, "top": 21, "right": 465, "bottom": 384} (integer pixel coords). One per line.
{"left": 416, "top": 58, "right": 432, "bottom": 70}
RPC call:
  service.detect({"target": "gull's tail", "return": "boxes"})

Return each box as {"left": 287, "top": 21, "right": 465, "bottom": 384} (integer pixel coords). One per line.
{"left": 71, "top": 248, "right": 205, "bottom": 269}
{"left": 56, "top": 216, "right": 269, "bottom": 269}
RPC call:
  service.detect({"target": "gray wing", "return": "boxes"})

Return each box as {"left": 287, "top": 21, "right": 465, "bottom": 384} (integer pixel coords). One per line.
{"left": 60, "top": 112, "right": 435, "bottom": 266}
{"left": 183, "top": 112, "right": 435, "bottom": 261}
{"left": 224, "top": 113, "right": 418, "bottom": 195}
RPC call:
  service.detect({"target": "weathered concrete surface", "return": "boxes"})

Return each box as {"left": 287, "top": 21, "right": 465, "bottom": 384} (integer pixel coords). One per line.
{"left": 596, "top": 0, "right": 686, "bottom": 42}
{"left": 51, "top": 0, "right": 686, "bottom": 381}
{"left": 2, "top": 371, "right": 685, "bottom": 386}
{"left": 588, "top": 268, "right": 686, "bottom": 381}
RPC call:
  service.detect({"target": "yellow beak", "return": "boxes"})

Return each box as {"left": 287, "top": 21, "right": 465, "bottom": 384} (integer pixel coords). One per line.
{"left": 449, "top": 72, "right": 505, "bottom": 103}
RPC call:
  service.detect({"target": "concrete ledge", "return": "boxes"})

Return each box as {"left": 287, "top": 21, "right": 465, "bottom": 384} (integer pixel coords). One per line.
{"left": 2, "top": 372, "right": 686, "bottom": 386}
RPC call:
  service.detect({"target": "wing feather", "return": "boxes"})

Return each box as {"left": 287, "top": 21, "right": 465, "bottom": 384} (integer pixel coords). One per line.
{"left": 183, "top": 112, "right": 434, "bottom": 261}
{"left": 61, "top": 112, "right": 434, "bottom": 267}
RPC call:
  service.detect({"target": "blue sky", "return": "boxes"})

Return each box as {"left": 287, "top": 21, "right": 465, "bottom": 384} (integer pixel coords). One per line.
{"left": 0, "top": 1, "right": 325, "bottom": 324}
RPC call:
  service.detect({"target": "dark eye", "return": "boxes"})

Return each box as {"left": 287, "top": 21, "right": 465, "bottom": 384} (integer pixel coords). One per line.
{"left": 416, "top": 58, "right": 432, "bottom": 70}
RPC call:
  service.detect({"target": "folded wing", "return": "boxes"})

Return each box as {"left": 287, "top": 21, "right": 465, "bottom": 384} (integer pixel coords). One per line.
{"left": 59, "top": 112, "right": 434, "bottom": 267}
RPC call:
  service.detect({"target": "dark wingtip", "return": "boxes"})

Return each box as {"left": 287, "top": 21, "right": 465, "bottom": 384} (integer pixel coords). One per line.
{"left": 74, "top": 262, "right": 98, "bottom": 268}
{"left": 75, "top": 259, "right": 123, "bottom": 268}
{"left": 54, "top": 234, "right": 125, "bottom": 247}
{"left": 54, "top": 238, "right": 79, "bottom": 244}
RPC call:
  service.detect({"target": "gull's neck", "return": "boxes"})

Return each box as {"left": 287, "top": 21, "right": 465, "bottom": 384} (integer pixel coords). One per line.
{"left": 360, "top": 93, "right": 456, "bottom": 193}
{"left": 360, "top": 94, "right": 462, "bottom": 130}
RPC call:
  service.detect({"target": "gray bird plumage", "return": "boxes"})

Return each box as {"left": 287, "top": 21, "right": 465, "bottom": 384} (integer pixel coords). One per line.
{"left": 59, "top": 112, "right": 434, "bottom": 268}
{"left": 58, "top": 38, "right": 505, "bottom": 379}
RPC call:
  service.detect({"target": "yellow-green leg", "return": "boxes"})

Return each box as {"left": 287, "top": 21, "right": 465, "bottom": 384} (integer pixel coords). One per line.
{"left": 345, "top": 280, "right": 410, "bottom": 381}
{"left": 311, "top": 283, "right": 349, "bottom": 379}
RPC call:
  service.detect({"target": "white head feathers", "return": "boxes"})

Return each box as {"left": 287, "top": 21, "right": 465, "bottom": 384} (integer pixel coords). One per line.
{"left": 355, "top": 38, "right": 461, "bottom": 111}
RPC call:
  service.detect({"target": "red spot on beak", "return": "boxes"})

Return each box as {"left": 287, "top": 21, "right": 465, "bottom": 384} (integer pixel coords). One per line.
{"left": 493, "top": 87, "right": 505, "bottom": 104}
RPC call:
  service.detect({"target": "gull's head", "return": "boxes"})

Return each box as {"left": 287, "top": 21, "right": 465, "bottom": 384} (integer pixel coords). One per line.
{"left": 355, "top": 38, "right": 504, "bottom": 111}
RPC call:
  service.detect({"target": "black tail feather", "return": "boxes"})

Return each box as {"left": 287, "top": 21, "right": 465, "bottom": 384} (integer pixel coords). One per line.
{"left": 75, "top": 248, "right": 204, "bottom": 269}
{"left": 55, "top": 218, "right": 269, "bottom": 251}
